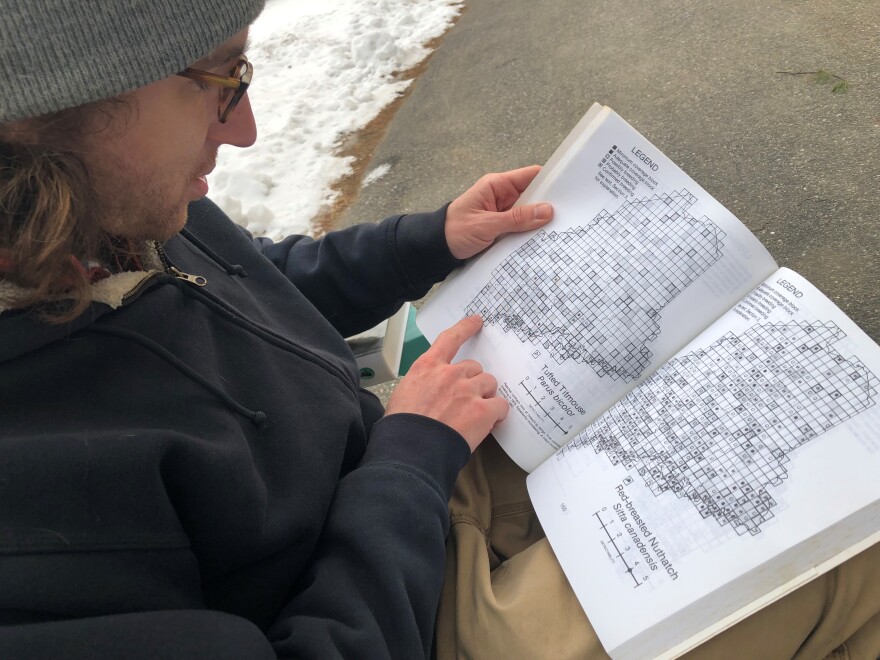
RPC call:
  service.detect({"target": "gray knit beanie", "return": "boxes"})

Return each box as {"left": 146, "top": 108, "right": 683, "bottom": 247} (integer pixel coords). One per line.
{"left": 0, "top": 0, "right": 266, "bottom": 123}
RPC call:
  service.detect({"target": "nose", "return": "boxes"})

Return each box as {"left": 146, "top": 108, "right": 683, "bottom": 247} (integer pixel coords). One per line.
{"left": 208, "top": 94, "right": 257, "bottom": 148}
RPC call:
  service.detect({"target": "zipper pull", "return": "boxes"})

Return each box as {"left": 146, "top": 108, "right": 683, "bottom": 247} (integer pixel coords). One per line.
{"left": 169, "top": 266, "right": 207, "bottom": 286}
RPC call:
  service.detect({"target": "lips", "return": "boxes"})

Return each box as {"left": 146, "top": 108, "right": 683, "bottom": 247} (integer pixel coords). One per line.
{"left": 191, "top": 175, "right": 210, "bottom": 197}
{"left": 188, "top": 157, "right": 216, "bottom": 199}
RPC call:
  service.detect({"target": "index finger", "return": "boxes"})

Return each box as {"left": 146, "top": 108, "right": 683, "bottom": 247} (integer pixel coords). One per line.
{"left": 428, "top": 315, "right": 484, "bottom": 363}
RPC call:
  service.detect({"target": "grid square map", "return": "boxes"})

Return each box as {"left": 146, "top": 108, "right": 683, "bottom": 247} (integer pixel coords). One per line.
{"left": 465, "top": 191, "right": 725, "bottom": 381}
{"left": 562, "top": 322, "right": 878, "bottom": 535}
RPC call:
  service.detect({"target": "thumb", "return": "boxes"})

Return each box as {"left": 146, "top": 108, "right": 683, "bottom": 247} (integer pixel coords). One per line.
{"left": 497, "top": 202, "right": 554, "bottom": 234}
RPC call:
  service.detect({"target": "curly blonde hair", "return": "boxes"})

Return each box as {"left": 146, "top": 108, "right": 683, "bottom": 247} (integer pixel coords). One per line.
{"left": 0, "top": 102, "right": 133, "bottom": 323}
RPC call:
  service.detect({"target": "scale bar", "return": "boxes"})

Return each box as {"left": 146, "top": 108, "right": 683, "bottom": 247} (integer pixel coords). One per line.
{"left": 594, "top": 510, "right": 642, "bottom": 588}
{"left": 519, "top": 380, "right": 572, "bottom": 434}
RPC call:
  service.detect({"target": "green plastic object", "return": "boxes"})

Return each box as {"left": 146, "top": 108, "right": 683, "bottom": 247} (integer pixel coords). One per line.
{"left": 399, "top": 306, "right": 430, "bottom": 376}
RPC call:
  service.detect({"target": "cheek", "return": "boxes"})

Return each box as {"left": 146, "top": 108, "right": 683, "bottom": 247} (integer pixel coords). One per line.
{"left": 136, "top": 126, "right": 206, "bottom": 167}
{"left": 128, "top": 95, "right": 214, "bottom": 169}
{"left": 119, "top": 134, "right": 210, "bottom": 194}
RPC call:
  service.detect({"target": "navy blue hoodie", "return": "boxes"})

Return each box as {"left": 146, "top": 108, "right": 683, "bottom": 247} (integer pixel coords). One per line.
{"left": 0, "top": 198, "right": 470, "bottom": 658}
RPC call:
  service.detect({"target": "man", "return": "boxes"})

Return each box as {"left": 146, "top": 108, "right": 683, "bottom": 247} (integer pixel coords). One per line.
{"left": 0, "top": 1, "right": 554, "bottom": 657}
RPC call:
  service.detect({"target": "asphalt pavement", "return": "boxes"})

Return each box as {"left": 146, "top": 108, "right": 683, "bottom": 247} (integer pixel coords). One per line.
{"left": 339, "top": 0, "right": 880, "bottom": 392}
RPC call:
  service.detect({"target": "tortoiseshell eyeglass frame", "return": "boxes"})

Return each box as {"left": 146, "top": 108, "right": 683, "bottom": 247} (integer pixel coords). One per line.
{"left": 177, "top": 55, "right": 253, "bottom": 123}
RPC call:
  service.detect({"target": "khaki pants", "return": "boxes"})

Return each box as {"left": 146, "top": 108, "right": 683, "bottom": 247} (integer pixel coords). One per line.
{"left": 436, "top": 438, "right": 880, "bottom": 660}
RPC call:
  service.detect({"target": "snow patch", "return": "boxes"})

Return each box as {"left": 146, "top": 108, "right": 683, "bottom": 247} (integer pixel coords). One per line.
{"left": 362, "top": 163, "right": 392, "bottom": 188}
{"left": 208, "top": 0, "right": 462, "bottom": 239}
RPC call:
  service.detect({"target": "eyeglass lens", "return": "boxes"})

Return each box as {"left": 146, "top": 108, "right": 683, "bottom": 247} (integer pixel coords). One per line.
{"left": 219, "top": 59, "right": 251, "bottom": 122}
{"left": 219, "top": 62, "right": 243, "bottom": 110}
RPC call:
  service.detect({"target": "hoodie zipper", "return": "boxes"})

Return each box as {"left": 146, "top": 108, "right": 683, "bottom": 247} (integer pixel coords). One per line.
{"left": 119, "top": 244, "right": 207, "bottom": 305}
{"left": 155, "top": 242, "right": 207, "bottom": 286}
{"left": 120, "top": 271, "right": 164, "bottom": 304}
{"left": 154, "top": 239, "right": 357, "bottom": 393}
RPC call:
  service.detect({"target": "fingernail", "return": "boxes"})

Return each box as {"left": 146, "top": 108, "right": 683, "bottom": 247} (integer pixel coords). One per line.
{"left": 535, "top": 203, "right": 553, "bottom": 220}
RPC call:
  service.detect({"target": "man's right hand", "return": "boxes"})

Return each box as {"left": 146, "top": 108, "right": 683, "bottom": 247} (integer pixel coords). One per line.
{"left": 384, "top": 315, "right": 508, "bottom": 452}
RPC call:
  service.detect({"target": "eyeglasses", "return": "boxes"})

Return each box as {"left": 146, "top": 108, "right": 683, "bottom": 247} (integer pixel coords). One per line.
{"left": 177, "top": 56, "right": 253, "bottom": 123}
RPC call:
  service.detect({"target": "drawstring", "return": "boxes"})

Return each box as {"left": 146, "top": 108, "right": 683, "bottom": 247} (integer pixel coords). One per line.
{"left": 86, "top": 224, "right": 350, "bottom": 427}
{"left": 86, "top": 324, "right": 268, "bottom": 428}
{"left": 180, "top": 227, "right": 248, "bottom": 277}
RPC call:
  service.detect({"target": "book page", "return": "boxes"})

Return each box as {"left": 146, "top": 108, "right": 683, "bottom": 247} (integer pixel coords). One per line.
{"left": 419, "top": 105, "right": 778, "bottom": 471}
{"left": 527, "top": 268, "right": 880, "bottom": 659}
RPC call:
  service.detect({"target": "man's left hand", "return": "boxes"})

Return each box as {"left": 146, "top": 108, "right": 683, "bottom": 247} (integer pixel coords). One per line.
{"left": 445, "top": 165, "right": 553, "bottom": 261}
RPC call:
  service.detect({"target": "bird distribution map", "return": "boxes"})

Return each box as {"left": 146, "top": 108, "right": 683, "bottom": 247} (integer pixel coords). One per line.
{"left": 561, "top": 321, "right": 879, "bottom": 536}
{"left": 464, "top": 191, "right": 725, "bottom": 381}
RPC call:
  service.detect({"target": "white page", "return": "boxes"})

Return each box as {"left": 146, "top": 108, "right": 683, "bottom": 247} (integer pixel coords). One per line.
{"left": 527, "top": 268, "right": 880, "bottom": 659}
{"left": 419, "top": 105, "right": 778, "bottom": 471}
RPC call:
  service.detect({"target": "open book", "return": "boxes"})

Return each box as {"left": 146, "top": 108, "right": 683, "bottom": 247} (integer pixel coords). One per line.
{"left": 417, "top": 104, "right": 880, "bottom": 659}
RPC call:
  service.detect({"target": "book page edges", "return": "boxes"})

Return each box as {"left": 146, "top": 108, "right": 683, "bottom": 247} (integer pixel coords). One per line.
{"left": 515, "top": 103, "right": 612, "bottom": 206}
{"left": 644, "top": 521, "right": 880, "bottom": 659}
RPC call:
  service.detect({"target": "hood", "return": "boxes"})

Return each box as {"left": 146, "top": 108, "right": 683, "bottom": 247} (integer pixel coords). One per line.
{"left": 0, "top": 272, "right": 169, "bottom": 364}
{"left": 0, "top": 244, "right": 166, "bottom": 364}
